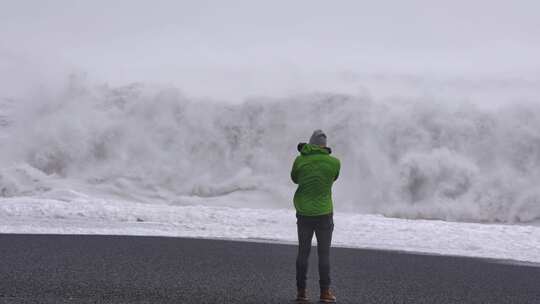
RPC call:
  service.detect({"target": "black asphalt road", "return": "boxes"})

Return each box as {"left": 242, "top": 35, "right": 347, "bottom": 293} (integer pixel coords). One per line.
{"left": 0, "top": 234, "right": 539, "bottom": 304}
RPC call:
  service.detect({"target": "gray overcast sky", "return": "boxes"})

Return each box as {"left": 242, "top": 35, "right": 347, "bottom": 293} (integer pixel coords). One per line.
{"left": 1, "top": 0, "right": 540, "bottom": 100}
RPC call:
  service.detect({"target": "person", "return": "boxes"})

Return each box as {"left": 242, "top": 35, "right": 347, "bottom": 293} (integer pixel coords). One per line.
{"left": 291, "top": 130, "right": 340, "bottom": 303}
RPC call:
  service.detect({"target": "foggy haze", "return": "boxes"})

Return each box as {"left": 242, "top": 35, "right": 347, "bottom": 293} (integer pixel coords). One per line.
{"left": 1, "top": 0, "right": 540, "bottom": 101}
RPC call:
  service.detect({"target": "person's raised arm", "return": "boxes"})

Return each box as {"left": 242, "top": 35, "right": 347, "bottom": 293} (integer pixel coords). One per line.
{"left": 291, "top": 157, "right": 300, "bottom": 184}
{"left": 334, "top": 159, "right": 341, "bottom": 181}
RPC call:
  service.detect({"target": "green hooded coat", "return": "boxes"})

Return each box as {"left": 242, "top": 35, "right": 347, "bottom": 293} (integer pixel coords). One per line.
{"left": 291, "top": 143, "right": 341, "bottom": 216}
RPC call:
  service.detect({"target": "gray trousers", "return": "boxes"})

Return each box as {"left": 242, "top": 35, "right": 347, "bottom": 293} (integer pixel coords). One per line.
{"left": 295, "top": 213, "right": 334, "bottom": 290}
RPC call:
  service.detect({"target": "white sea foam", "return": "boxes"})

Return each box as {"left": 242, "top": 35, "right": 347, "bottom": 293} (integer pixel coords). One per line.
{"left": 1, "top": 77, "right": 540, "bottom": 223}
{"left": 1, "top": 195, "right": 539, "bottom": 263}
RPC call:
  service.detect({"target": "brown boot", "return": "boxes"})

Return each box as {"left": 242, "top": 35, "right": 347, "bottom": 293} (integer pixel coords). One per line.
{"left": 320, "top": 288, "right": 336, "bottom": 303}
{"left": 296, "top": 288, "right": 309, "bottom": 302}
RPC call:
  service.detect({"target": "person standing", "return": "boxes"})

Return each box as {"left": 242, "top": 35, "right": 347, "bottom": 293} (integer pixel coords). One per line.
{"left": 291, "top": 130, "right": 340, "bottom": 303}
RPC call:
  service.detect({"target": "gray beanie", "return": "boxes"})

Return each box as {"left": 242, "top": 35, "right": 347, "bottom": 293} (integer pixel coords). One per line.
{"left": 309, "top": 129, "right": 327, "bottom": 146}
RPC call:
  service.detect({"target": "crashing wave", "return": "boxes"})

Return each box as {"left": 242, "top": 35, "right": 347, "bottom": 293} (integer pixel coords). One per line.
{"left": 1, "top": 79, "right": 540, "bottom": 223}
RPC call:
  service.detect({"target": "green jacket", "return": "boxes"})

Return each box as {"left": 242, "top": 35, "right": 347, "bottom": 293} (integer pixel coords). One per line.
{"left": 291, "top": 143, "right": 341, "bottom": 216}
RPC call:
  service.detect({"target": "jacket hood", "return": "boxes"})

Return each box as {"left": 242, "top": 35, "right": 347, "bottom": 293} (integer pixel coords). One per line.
{"left": 297, "top": 143, "right": 332, "bottom": 155}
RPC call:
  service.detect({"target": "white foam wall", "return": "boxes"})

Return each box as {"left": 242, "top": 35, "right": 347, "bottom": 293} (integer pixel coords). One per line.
{"left": 1, "top": 78, "right": 540, "bottom": 223}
